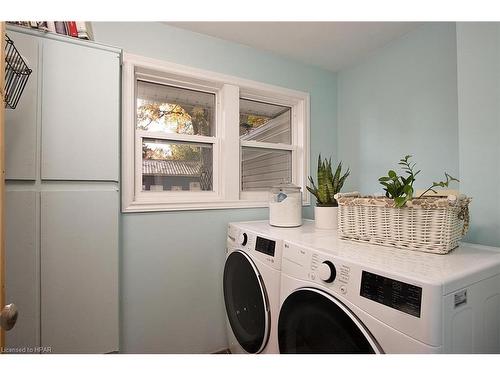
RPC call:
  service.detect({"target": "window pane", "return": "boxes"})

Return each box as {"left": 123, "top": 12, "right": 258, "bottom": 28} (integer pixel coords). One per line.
{"left": 137, "top": 80, "right": 215, "bottom": 136}
{"left": 241, "top": 147, "right": 292, "bottom": 191}
{"left": 142, "top": 138, "right": 213, "bottom": 192}
{"left": 240, "top": 99, "right": 291, "bottom": 144}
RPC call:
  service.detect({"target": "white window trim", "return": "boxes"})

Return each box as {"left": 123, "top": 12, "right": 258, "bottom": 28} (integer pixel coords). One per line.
{"left": 122, "top": 52, "right": 310, "bottom": 212}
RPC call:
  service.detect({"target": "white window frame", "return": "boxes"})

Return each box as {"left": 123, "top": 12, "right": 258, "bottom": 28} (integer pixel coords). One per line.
{"left": 122, "top": 53, "right": 310, "bottom": 212}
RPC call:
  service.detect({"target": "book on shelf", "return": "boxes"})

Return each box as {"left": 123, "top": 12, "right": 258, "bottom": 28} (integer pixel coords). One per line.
{"left": 54, "top": 21, "right": 67, "bottom": 35}
{"left": 66, "top": 22, "right": 78, "bottom": 37}
{"left": 7, "top": 21, "right": 31, "bottom": 27}
{"left": 7, "top": 21, "right": 94, "bottom": 41}
{"left": 45, "top": 22, "right": 56, "bottom": 33}
{"left": 75, "top": 22, "right": 94, "bottom": 40}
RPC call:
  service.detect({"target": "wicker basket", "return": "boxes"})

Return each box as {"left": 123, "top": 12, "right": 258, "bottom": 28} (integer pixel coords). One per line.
{"left": 334, "top": 192, "right": 471, "bottom": 254}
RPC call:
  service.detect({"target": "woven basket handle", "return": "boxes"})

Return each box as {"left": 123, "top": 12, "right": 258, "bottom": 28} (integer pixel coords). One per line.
{"left": 455, "top": 195, "right": 471, "bottom": 236}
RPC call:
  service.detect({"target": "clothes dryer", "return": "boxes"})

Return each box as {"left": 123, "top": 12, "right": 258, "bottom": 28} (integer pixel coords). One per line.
{"left": 223, "top": 220, "right": 334, "bottom": 353}
{"left": 278, "top": 235, "right": 500, "bottom": 353}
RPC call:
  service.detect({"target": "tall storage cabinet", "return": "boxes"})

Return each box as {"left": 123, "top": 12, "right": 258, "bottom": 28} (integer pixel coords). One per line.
{"left": 4, "top": 26, "right": 121, "bottom": 353}
{"left": 41, "top": 39, "right": 120, "bottom": 181}
{"left": 41, "top": 191, "right": 119, "bottom": 353}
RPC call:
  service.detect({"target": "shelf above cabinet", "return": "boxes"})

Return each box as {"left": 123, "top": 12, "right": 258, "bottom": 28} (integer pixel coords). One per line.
{"left": 6, "top": 24, "right": 121, "bottom": 55}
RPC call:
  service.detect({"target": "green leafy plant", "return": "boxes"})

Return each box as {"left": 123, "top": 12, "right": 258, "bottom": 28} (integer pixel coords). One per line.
{"left": 307, "top": 155, "right": 350, "bottom": 207}
{"left": 379, "top": 155, "right": 458, "bottom": 208}
{"left": 418, "top": 172, "right": 459, "bottom": 198}
{"left": 379, "top": 155, "right": 420, "bottom": 207}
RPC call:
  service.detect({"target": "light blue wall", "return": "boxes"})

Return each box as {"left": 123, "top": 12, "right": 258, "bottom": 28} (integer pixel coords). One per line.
{"left": 337, "top": 22, "right": 500, "bottom": 247}
{"left": 92, "top": 22, "right": 337, "bottom": 353}
{"left": 456, "top": 23, "right": 500, "bottom": 247}
{"left": 337, "top": 23, "right": 459, "bottom": 194}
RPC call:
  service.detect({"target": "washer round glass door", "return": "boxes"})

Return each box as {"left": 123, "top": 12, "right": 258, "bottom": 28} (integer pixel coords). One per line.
{"left": 223, "top": 250, "right": 270, "bottom": 353}
{"left": 278, "top": 288, "right": 380, "bottom": 354}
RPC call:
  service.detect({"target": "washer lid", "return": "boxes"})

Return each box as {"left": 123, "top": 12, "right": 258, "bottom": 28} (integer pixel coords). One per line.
{"left": 278, "top": 288, "right": 381, "bottom": 354}
{"left": 223, "top": 250, "right": 270, "bottom": 353}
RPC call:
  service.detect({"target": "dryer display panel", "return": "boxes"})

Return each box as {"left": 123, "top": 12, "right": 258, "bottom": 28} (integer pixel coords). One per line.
{"left": 255, "top": 237, "right": 276, "bottom": 257}
{"left": 360, "top": 271, "right": 422, "bottom": 318}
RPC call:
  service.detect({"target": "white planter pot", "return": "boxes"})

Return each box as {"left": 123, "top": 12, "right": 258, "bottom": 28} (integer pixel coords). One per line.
{"left": 314, "top": 206, "right": 338, "bottom": 230}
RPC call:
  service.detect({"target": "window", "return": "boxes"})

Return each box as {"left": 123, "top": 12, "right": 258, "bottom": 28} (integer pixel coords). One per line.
{"left": 137, "top": 81, "right": 216, "bottom": 192}
{"left": 122, "top": 53, "right": 310, "bottom": 212}
{"left": 240, "top": 99, "right": 294, "bottom": 199}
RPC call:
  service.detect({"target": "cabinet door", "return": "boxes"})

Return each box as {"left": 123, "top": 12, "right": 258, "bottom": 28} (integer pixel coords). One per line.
{"left": 5, "top": 31, "right": 38, "bottom": 180}
{"left": 41, "top": 40, "right": 120, "bottom": 181}
{"left": 41, "top": 190, "right": 119, "bottom": 353}
{"left": 5, "top": 191, "right": 38, "bottom": 350}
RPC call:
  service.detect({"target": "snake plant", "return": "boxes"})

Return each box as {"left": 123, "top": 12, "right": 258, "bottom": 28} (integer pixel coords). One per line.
{"left": 307, "top": 155, "right": 350, "bottom": 207}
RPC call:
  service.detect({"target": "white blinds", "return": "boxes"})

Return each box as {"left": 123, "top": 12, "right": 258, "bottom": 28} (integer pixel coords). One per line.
{"left": 137, "top": 80, "right": 215, "bottom": 108}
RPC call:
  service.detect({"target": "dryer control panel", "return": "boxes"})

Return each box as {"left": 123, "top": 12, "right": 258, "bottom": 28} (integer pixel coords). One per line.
{"left": 283, "top": 243, "right": 351, "bottom": 296}
{"left": 360, "top": 271, "right": 422, "bottom": 318}
{"left": 227, "top": 224, "right": 283, "bottom": 271}
{"left": 255, "top": 236, "right": 276, "bottom": 257}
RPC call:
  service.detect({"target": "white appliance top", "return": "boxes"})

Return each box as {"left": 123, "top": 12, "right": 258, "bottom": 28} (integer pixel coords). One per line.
{"left": 286, "top": 231, "right": 500, "bottom": 293}
{"left": 231, "top": 220, "right": 337, "bottom": 242}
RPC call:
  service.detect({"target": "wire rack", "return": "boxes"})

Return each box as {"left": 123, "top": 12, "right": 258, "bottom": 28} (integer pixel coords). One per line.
{"left": 4, "top": 34, "right": 32, "bottom": 109}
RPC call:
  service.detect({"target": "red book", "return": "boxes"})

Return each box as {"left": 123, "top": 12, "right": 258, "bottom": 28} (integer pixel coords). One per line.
{"left": 66, "top": 22, "right": 78, "bottom": 37}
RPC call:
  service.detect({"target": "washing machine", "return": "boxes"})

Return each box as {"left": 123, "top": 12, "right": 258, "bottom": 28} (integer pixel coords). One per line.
{"left": 278, "top": 234, "right": 500, "bottom": 354}
{"left": 223, "top": 220, "right": 335, "bottom": 354}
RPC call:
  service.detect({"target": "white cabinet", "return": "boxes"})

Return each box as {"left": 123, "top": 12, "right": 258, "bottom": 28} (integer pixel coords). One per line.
{"left": 5, "top": 31, "right": 38, "bottom": 180}
{"left": 4, "top": 26, "right": 121, "bottom": 354}
{"left": 41, "top": 191, "right": 119, "bottom": 353}
{"left": 5, "top": 191, "right": 38, "bottom": 350}
{"left": 41, "top": 39, "right": 120, "bottom": 181}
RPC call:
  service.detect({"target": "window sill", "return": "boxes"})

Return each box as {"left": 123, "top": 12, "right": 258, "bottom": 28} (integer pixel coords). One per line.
{"left": 122, "top": 199, "right": 311, "bottom": 213}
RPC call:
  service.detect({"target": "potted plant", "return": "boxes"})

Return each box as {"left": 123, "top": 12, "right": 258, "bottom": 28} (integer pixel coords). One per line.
{"left": 307, "top": 155, "right": 350, "bottom": 229}
{"left": 335, "top": 155, "right": 469, "bottom": 254}
{"left": 377, "top": 154, "right": 459, "bottom": 207}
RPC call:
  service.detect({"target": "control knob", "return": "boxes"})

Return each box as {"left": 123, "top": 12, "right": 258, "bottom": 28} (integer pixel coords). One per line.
{"left": 318, "top": 261, "right": 336, "bottom": 283}
{"left": 238, "top": 232, "right": 248, "bottom": 246}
